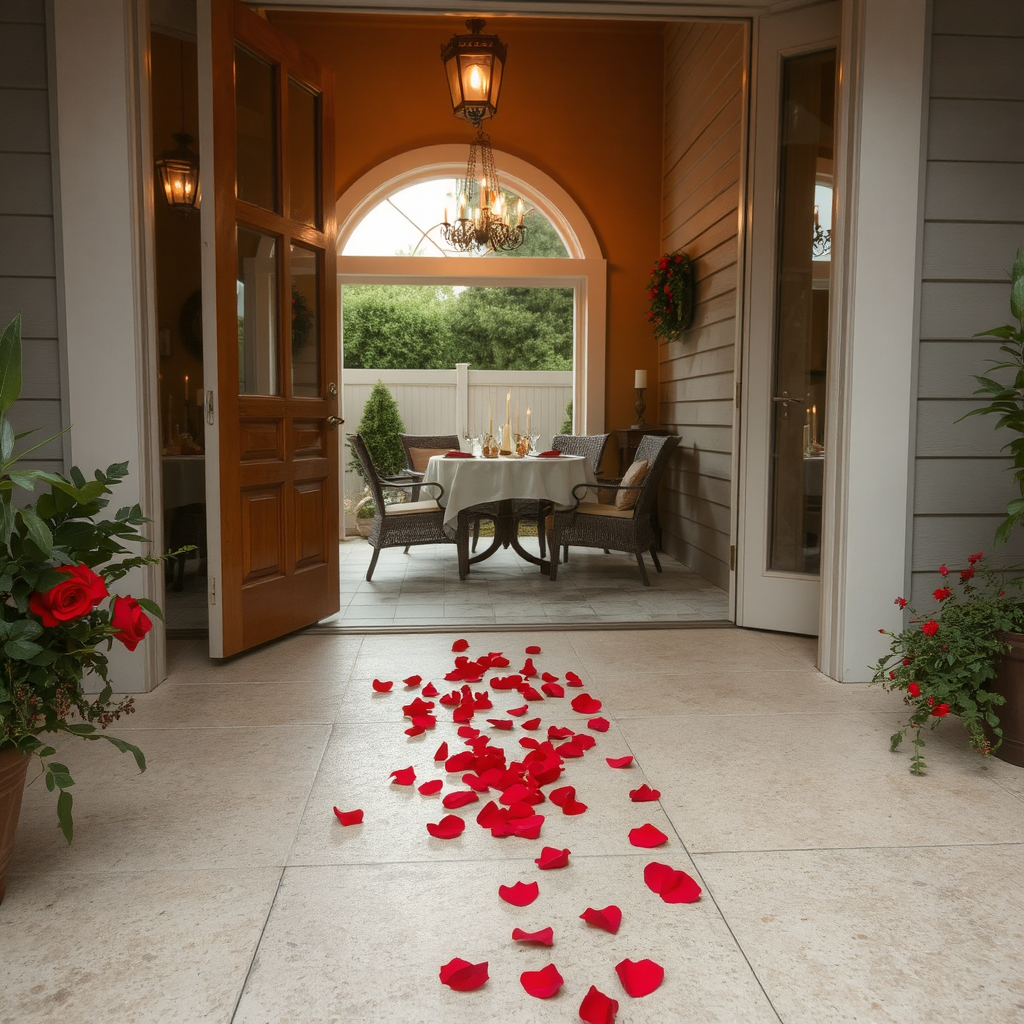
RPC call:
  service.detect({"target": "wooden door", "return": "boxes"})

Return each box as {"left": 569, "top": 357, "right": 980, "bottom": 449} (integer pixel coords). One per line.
{"left": 198, "top": 0, "right": 339, "bottom": 656}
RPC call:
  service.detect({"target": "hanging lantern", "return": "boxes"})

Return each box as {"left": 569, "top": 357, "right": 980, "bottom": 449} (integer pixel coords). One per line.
{"left": 156, "top": 132, "right": 201, "bottom": 216}
{"left": 440, "top": 19, "right": 507, "bottom": 126}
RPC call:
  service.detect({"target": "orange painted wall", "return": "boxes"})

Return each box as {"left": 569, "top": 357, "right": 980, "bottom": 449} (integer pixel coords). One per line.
{"left": 268, "top": 12, "right": 665, "bottom": 435}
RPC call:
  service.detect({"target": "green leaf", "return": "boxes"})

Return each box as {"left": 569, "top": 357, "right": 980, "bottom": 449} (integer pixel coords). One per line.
{"left": 135, "top": 596, "right": 165, "bottom": 623}
{"left": 1013, "top": 246, "right": 1024, "bottom": 285}
{"left": 0, "top": 417, "right": 13, "bottom": 463}
{"left": 102, "top": 735, "right": 146, "bottom": 772}
{"left": 7, "top": 470, "right": 37, "bottom": 492}
{"left": 1011, "top": 276, "right": 1024, "bottom": 324}
{"left": 0, "top": 315, "right": 23, "bottom": 416}
{"left": 56, "top": 789, "right": 73, "bottom": 844}
{"left": 4, "top": 638, "right": 42, "bottom": 660}
{"left": 17, "top": 506, "right": 53, "bottom": 555}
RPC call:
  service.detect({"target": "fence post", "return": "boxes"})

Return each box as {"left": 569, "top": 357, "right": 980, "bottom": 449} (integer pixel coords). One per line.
{"left": 455, "top": 363, "right": 469, "bottom": 437}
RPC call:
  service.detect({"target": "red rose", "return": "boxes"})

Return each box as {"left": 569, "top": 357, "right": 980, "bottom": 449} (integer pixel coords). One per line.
{"left": 931, "top": 703, "right": 950, "bottom": 717}
{"left": 939, "top": 564, "right": 948, "bottom": 576}
{"left": 889, "top": 670, "right": 896, "bottom": 680}
{"left": 894, "top": 597, "right": 908, "bottom": 609}
{"left": 960, "top": 568, "right": 974, "bottom": 582}
{"left": 933, "top": 587, "right": 952, "bottom": 601}
{"left": 921, "top": 620, "right": 939, "bottom": 636}
{"left": 110, "top": 595, "right": 153, "bottom": 652}
{"left": 968, "top": 552, "right": 983, "bottom": 566}
{"left": 658, "top": 257, "right": 669, "bottom": 270}
{"left": 927, "top": 696, "right": 935, "bottom": 707}
{"left": 907, "top": 682, "right": 920, "bottom": 697}
{"left": 29, "top": 564, "right": 108, "bottom": 626}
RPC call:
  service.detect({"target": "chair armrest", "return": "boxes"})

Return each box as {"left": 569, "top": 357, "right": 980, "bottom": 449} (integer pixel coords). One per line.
{"left": 381, "top": 470, "right": 423, "bottom": 485}
{"left": 382, "top": 479, "right": 446, "bottom": 502}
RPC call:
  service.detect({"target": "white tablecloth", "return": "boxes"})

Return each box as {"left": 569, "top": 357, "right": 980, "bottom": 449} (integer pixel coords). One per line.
{"left": 162, "top": 456, "right": 206, "bottom": 509}
{"left": 424, "top": 454, "right": 595, "bottom": 531}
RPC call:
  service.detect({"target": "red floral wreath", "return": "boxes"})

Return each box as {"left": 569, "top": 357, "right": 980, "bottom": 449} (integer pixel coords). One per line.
{"left": 645, "top": 251, "right": 694, "bottom": 341}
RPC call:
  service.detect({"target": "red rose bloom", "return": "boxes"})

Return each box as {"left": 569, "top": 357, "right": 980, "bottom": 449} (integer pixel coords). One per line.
{"left": 110, "top": 595, "right": 153, "bottom": 651}
{"left": 894, "top": 597, "right": 908, "bottom": 609}
{"left": 931, "top": 703, "right": 950, "bottom": 717}
{"left": 29, "top": 564, "right": 108, "bottom": 626}
{"left": 960, "top": 568, "right": 974, "bottom": 582}
{"left": 902, "top": 658, "right": 912, "bottom": 665}
{"left": 921, "top": 620, "right": 939, "bottom": 636}
{"left": 658, "top": 257, "right": 669, "bottom": 270}
{"left": 968, "top": 552, "right": 983, "bottom": 566}
{"left": 907, "top": 682, "right": 920, "bottom": 697}
{"left": 939, "top": 564, "right": 949, "bottom": 576}
{"left": 933, "top": 587, "right": 952, "bottom": 601}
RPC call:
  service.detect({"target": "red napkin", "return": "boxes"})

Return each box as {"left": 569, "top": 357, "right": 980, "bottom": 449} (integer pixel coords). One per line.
{"left": 536, "top": 450, "right": 561, "bottom": 458}
{"left": 445, "top": 450, "right": 473, "bottom": 458}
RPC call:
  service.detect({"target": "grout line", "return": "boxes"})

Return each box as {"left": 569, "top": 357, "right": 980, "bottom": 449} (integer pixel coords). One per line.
{"left": 228, "top": 866, "right": 287, "bottom": 1024}
{"left": 689, "top": 840, "right": 1024, "bottom": 856}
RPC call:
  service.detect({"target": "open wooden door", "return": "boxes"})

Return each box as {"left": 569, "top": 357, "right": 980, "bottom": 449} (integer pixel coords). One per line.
{"left": 197, "top": 0, "right": 340, "bottom": 657}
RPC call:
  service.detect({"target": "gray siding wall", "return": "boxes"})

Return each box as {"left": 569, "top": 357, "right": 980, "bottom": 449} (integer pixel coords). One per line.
{"left": 911, "top": 0, "right": 1024, "bottom": 604}
{"left": 659, "top": 21, "right": 745, "bottom": 590}
{"left": 0, "top": 0, "right": 64, "bottom": 473}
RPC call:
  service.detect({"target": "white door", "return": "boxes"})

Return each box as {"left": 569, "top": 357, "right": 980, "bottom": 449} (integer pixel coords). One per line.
{"left": 736, "top": 2, "right": 840, "bottom": 634}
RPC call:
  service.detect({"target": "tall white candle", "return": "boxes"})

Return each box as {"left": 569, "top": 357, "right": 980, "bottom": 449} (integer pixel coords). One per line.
{"left": 516, "top": 400, "right": 520, "bottom": 435}
{"left": 489, "top": 402, "right": 493, "bottom": 438}
{"left": 526, "top": 407, "right": 531, "bottom": 433}
{"left": 812, "top": 404, "right": 818, "bottom": 443}
{"left": 506, "top": 390, "right": 510, "bottom": 424}
{"left": 634, "top": 369, "right": 648, "bottom": 389}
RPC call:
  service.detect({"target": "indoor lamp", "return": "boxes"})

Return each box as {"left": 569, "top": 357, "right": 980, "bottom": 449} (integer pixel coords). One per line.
{"left": 441, "top": 19, "right": 507, "bottom": 126}
{"left": 155, "top": 40, "right": 200, "bottom": 216}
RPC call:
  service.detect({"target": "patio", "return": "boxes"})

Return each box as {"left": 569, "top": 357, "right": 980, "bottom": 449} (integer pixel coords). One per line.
{"left": 2, "top": 627, "right": 1022, "bottom": 1023}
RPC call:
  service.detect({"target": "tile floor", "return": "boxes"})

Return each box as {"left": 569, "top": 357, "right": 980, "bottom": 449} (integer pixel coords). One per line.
{"left": 164, "top": 536, "right": 730, "bottom": 632}
{"left": 2, "top": 628, "right": 1023, "bottom": 1024}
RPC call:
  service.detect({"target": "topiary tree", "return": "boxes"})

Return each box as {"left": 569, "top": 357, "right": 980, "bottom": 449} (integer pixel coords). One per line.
{"left": 348, "top": 380, "right": 406, "bottom": 480}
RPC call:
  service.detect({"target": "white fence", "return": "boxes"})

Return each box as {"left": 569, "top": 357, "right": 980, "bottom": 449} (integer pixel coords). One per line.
{"left": 342, "top": 365, "right": 573, "bottom": 502}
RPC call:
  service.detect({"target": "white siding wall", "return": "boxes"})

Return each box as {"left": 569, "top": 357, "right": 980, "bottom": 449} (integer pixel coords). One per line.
{"left": 659, "top": 21, "right": 746, "bottom": 590}
{"left": 911, "top": 0, "right": 1024, "bottom": 605}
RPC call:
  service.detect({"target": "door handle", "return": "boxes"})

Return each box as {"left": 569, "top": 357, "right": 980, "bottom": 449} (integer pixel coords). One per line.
{"left": 327, "top": 415, "right": 344, "bottom": 430}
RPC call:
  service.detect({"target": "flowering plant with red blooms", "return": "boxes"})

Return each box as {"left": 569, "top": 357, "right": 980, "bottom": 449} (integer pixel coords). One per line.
{"left": 645, "top": 250, "right": 694, "bottom": 341}
{"left": 873, "top": 551, "right": 1024, "bottom": 774}
{"left": 0, "top": 314, "right": 180, "bottom": 842}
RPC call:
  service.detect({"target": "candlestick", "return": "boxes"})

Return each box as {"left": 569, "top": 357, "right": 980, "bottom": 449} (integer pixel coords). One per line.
{"left": 803, "top": 423, "right": 810, "bottom": 455}
{"left": 634, "top": 369, "right": 648, "bottom": 389}
{"left": 500, "top": 422, "right": 512, "bottom": 456}
{"left": 632, "top": 388, "right": 647, "bottom": 429}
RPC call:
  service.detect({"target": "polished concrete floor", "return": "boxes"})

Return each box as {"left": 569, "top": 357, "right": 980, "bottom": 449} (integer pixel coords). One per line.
{"left": 2, "top": 628, "right": 1022, "bottom": 1023}
{"left": 164, "top": 536, "right": 730, "bottom": 632}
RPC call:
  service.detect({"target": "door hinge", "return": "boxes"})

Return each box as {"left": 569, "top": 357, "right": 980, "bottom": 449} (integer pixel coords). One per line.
{"left": 730, "top": 544, "right": 736, "bottom": 571}
{"left": 735, "top": 381, "right": 741, "bottom": 409}
{"left": 209, "top": 576, "right": 216, "bottom": 606}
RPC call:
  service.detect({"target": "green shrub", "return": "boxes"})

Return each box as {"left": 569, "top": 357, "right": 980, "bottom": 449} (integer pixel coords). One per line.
{"left": 348, "top": 380, "right": 406, "bottom": 479}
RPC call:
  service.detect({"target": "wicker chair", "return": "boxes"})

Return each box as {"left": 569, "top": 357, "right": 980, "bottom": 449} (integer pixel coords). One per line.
{"left": 349, "top": 433, "right": 454, "bottom": 581}
{"left": 548, "top": 433, "right": 680, "bottom": 586}
{"left": 540, "top": 433, "right": 612, "bottom": 560}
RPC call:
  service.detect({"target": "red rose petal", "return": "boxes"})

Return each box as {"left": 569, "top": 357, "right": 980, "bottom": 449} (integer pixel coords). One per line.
{"left": 439, "top": 957, "right": 488, "bottom": 991}
{"left": 576, "top": 734, "right": 597, "bottom": 751}
{"left": 580, "top": 905, "right": 622, "bottom": 933}
{"left": 507, "top": 814, "right": 544, "bottom": 839}
{"left": 512, "top": 926, "right": 554, "bottom": 946}
{"left": 457, "top": 726, "right": 480, "bottom": 739}
{"left": 520, "top": 963, "right": 564, "bottom": 999}
{"left": 476, "top": 800, "right": 507, "bottom": 829}
{"left": 606, "top": 756, "right": 634, "bottom": 769}
{"left": 426, "top": 814, "right": 466, "bottom": 839}
{"left": 499, "top": 783, "right": 532, "bottom": 806}
{"left": 521, "top": 717, "right": 542, "bottom": 731}
{"left": 628, "top": 823, "right": 669, "bottom": 848}
{"left": 371, "top": 679, "right": 393, "bottom": 693}
{"left": 487, "top": 718, "right": 514, "bottom": 730}
{"left": 548, "top": 785, "right": 575, "bottom": 807}
{"left": 390, "top": 766, "right": 416, "bottom": 785}
{"left": 521, "top": 658, "right": 537, "bottom": 678}
{"left": 541, "top": 671, "right": 559, "bottom": 683}
{"left": 498, "top": 880, "right": 540, "bottom": 906}
{"left": 525, "top": 645, "right": 542, "bottom": 655}
{"left": 562, "top": 797, "right": 588, "bottom": 815}
{"left": 541, "top": 682, "right": 565, "bottom": 698}
{"left": 521, "top": 686, "right": 544, "bottom": 701}
{"left": 565, "top": 671, "right": 584, "bottom": 687}
{"left": 629, "top": 784, "right": 661, "bottom": 802}
{"left": 556, "top": 741, "right": 585, "bottom": 758}
{"left": 333, "top": 807, "right": 363, "bottom": 825}
{"left": 588, "top": 716, "right": 610, "bottom": 732}
{"left": 443, "top": 790, "right": 479, "bottom": 809}
{"left": 506, "top": 705, "right": 528, "bottom": 717}
{"left": 421, "top": 682, "right": 439, "bottom": 697}
{"left": 434, "top": 741, "right": 449, "bottom": 761}
{"left": 405, "top": 725, "right": 425, "bottom": 736}
{"left": 452, "top": 638, "right": 470, "bottom": 652}
{"left": 644, "top": 861, "right": 702, "bottom": 903}
{"left": 580, "top": 985, "right": 619, "bottom": 1024}
{"left": 615, "top": 958, "right": 664, "bottom": 998}
{"left": 403, "top": 674, "right": 422, "bottom": 687}
{"left": 535, "top": 846, "right": 571, "bottom": 869}
{"left": 418, "top": 779, "right": 443, "bottom": 795}
{"left": 547, "top": 725, "right": 574, "bottom": 740}
{"left": 571, "top": 694, "right": 603, "bottom": 714}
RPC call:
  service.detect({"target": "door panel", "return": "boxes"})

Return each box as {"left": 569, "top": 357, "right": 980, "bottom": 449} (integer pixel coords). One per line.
{"left": 199, "top": 0, "right": 339, "bottom": 656}
{"left": 736, "top": 2, "right": 839, "bottom": 635}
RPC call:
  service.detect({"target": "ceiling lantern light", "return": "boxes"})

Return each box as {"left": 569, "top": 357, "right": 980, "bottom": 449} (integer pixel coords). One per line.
{"left": 156, "top": 132, "right": 201, "bottom": 216}
{"left": 441, "top": 19, "right": 507, "bottom": 126}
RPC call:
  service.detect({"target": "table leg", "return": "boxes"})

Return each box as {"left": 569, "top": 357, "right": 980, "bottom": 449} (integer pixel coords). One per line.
{"left": 462, "top": 500, "right": 550, "bottom": 575}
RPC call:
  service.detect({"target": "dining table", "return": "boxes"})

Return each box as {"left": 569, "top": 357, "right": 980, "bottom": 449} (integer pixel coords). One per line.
{"left": 424, "top": 453, "right": 596, "bottom": 577}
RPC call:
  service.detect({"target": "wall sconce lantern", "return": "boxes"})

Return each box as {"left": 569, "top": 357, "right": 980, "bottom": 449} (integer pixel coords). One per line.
{"left": 441, "top": 19, "right": 507, "bottom": 126}
{"left": 156, "top": 132, "right": 200, "bottom": 215}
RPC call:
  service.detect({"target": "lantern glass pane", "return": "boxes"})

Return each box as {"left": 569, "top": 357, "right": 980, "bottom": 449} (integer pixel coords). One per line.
{"left": 236, "top": 227, "right": 280, "bottom": 396}
{"left": 445, "top": 55, "right": 462, "bottom": 110}
{"left": 459, "top": 54, "right": 491, "bottom": 101}
{"left": 235, "top": 45, "right": 278, "bottom": 212}
{"left": 287, "top": 78, "right": 320, "bottom": 228}
{"left": 489, "top": 58, "right": 503, "bottom": 111}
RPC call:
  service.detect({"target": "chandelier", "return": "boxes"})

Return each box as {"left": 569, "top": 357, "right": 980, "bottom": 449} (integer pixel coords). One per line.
{"left": 441, "top": 131, "right": 526, "bottom": 253}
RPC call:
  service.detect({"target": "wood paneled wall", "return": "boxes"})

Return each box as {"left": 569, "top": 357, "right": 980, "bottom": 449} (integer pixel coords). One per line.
{"left": 658, "top": 21, "right": 746, "bottom": 589}
{"left": 0, "top": 0, "right": 64, "bottom": 473}
{"left": 911, "top": 0, "right": 1024, "bottom": 604}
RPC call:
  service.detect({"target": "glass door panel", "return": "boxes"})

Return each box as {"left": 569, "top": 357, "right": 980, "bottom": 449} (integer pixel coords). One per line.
{"left": 235, "top": 45, "right": 278, "bottom": 211}
{"left": 236, "top": 226, "right": 279, "bottom": 395}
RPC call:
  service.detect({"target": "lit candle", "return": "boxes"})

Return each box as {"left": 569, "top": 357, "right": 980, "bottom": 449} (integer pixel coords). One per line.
{"left": 184, "top": 374, "right": 189, "bottom": 406}
{"left": 812, "top": 405, "right": 818, "bottom": 444}
{"left": 516, "top": 400, "right": 520, "bottom": 435}
{"left": 516, "top": 198, "right": 524, "bottom": 227}
{"left": 489, "top": 402, "right": 493, "bottom": 438}
{"left": 443, "top": 206, "right": 448, "bottom": 225}
{"left": 634, "top": 369, "right": 648, "bottom": 389}
{"left": 526, "top": 407, "right": 531, "bottom": 433}
{"left": 506, "top": 390, "right": 510, "bottom": 424}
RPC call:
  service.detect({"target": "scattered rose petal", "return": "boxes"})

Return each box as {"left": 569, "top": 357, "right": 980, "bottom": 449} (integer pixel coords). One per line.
{"left": 535, "top": 846, "right": 570, "bottom": 869}
{"left": 333, "top": 807, "right": 363, "bottom": 826}
{"left": 541, "top": 671, "right": 559, "bottom": 683}
{"left": 422, "top": 682, "right": 439, "bottom": 697}
{"left": 548, "top": 785, "right": 575, "bottom": 808}
{"left": 520, "top": 963, "right": 564, "bottom": 999}
{"left": 487, "top": 718, "right": 514, "bottom": 730}
{"left": 405, "top": 725, "right": 424, "bottom": 737}
{"left": 522, "top": 718, "right": 542, "bottom": 730}
{"left": 579, "top": 985, "right": 619, "bottom": 1024}
{"left": 452, "top": 638, "right": 470, "bottom": 652}
{"left": 615, "top": 958, "right": 664, "bottom": 998}
{"left": 418, "top": 779, "right": 443, "bottom": 796}
{"left": 506, "top": 814, "right": 544, "bottom": 839}
{"left": 521, "top": 658, "right": 537, "bottom": 678}
{"left": 442, "top": 790, "right": 479, "bottom": 809}
{"left": 512, "top": 926, "right": 554, "bottom": 946}
{"left": 371, "top": 679, "right": 393, "bottom": 693}
{"left": 463, "top": 773, "right": 490, "bottom": 793}
{"left": 499, "top": 880, "right": 540, "bottom": 906}
{"left": 629, "top": 823, "right": 669, "bottom": 848}
{"left": 580, "top": 905, "right": 622, "bottom": 933}
{"left": 390, "top": 766, "right": 416, "bottom": 785}
{"left": 427, "top": 814, "right": 466, "bottom": 839}
{"left": 525, "top": 645, "right": 542, "bottom": 655}
{"left": 629, "top": 784, "right": 661, "bottom": 802}
{"left": 521, "top": 686, "right": 544, "bottom": 701}
{"left": 434, "top": 741, "right": 449, "bottom": 761}
{"left": 556, "top": 741, "right": 585, "bottom": 758}
{"left": 457, "top": 726, "right": 480, "bottom": 739}
{"left": 588, "top": 717, "right": 610, "bottom": 732}
{"left": 541, "top": 682, "right": 565, "bottom": 698}
{"left": 565, "top": 671, "right": 584, "bottom": 687}
{"left": 548, "top": 725, "right": 574, "bottom": 740}
{"left": 575, "top": 734, "right": 597, "bottom": 751}
{"left": 403, "top": 674, "right": 422, "bottom": 687}
{"left": 606, "top": 756, "right": 634, "bottom": 769}
{"left": 439, "top": 957, "right": 488, "bottom": 991}
{"left": 571, "top": 694, "right": 602, "bottom": 714}
{"left": 500, "top": 783, "right": 533, "bottom": 806}
{"left": 562, "top": 796, "right": 588, "bottom": 815}
{"left": 507, "top": 705, "right": 529, "bottom": 717}
{"left": 644, "top": 861, "right": 702, "bottom": 903}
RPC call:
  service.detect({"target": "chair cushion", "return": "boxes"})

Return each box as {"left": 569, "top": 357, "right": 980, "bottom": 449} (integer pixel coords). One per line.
{"left": 409, "top": 447, "right": 447, "bottom": 473}
{"left": 384, "top": 499, "right": 442, "bottom": 516}
{"left": 615, "top": 459, "right": 648, "bottom": 510}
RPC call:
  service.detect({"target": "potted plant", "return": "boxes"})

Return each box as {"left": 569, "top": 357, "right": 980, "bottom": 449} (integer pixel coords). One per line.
{"left": 344, "top": 491, "right": 376, "bottom": 538}
{"left": 873, "top": 554, "right": 1023, "bottom": 773}
{"left": 0, "top": 314, "right": 170, "bottom": 903}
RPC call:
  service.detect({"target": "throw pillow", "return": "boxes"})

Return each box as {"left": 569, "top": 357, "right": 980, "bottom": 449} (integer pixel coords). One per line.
{"left": 615, "top": 458, "right": 649, "bottom": 511}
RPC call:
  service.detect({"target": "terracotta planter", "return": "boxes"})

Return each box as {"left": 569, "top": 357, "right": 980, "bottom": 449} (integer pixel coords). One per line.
{"left": 355, "top": 518, "right": 373, "bottom": 538}
{"left": 0, "top": 748, "right": 31, "bottom": 906}
{"left": 992, "top": 632, "right": 1024, "bottom": 767}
